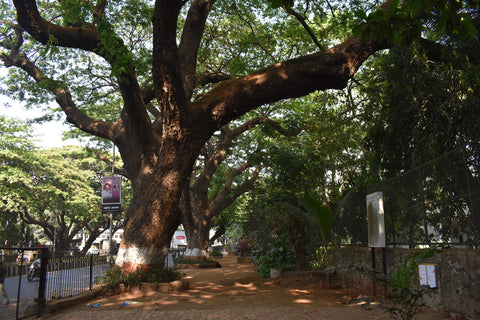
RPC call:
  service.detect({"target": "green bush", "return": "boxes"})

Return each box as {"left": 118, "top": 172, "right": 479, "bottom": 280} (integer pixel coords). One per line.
{"left": 145, "top": 267, "right": 183, "bottom": 285}
{"left": 101, "top": 265, "right": 125, "bottom": 291}
{"left": 101, "top": 264, "right": 183, "bottom": 291}
{"left": 383, "top": 249, "right": 437, "bottom": 320}
{"left": 210, "top": 250, "right": 223, "bottom": 257}
{"left": 355, "top": 248, "right": 438, "bottom": 320}
{"left": 254, "top": 244, "right": 295, "bottom": 278}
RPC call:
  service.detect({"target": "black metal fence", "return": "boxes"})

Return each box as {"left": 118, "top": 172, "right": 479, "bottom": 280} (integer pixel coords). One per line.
{"left": 335, "top": 147, "right": 480, "bottom": 248}
{"left": 45, "top": 255, "right": 109, "bottom": 301}
{"left": 0, "top": 247, "right": 110, "bottom": 320}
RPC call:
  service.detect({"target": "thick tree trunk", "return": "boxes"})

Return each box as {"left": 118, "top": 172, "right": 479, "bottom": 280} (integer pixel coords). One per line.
{"left": 115, "top": 169, "right": 186, "bottom": 271}
{"left": 181, "top": 187, "right": 214, "bottom": 258}
{"left": 115, "top": 127, "right": 210, "bottom": 271}
{"left": 183, "top": 213, "right": 212, "bottom": 259}
{"left": 291, "top": 218, "right": 308, "bottom": 271}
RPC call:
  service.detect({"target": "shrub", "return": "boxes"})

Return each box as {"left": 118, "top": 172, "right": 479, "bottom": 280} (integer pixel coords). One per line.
{"left": 383, "top": 249, "right": 437, "bottom": 320}
{"left": 355, "top": 248, "right": 438, "bottom": 320}
{"left": 254, "top": 245, "right": 295, "bottom": 278}
{"left": 145, "top": 266, "right": 183, "bottom": 285}
{"left": 101, "top": 265, "right": 125, "bottom": 291}
{"left": 101, "top": 264, "right": 183, "bottom": 291}
{"left": 210, "top": 250, "right": 223, "bottom": 257}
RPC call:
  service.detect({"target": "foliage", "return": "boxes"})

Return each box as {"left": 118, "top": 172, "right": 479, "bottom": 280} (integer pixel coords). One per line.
{"left": 383, "top": 248, "right": 437, "bottom": 320}
{"left": 253, "top": 234, "right": 296, "bottom": 278}
{"left": 101, "top": 264, "right": 183, "bottom": 291}
{"left": 0, "top": 145, "right": 120, "bottom": 255}
{"left": 144, "top": 267, "right": 184, "bottom": 286}
{"left": 359, "top": 44, "right": 480, "bottom": 243}
{"left": 209, "top": 250, "right": 223, "bottom": 257}
{"left": 0, "top": 116, "right": 36, "bottom": 245}
{"left": 2, "top": 0, "right": 479, "bottom": 268}
{"left": 301, "top": 194, "right": 335, "bottom": 246}
{"left": 0, "top": 116, "right": 35, "bottom": 151}
{"left": 100, "top": 265, "right": 125, "bottom": 291}
{"left": 354, "top": 0, "right": 479, "bottom": 45}
{"left": 311, "top": 245, "right": 334, "bottom": 270}
{"left": 242, "top": 89, "right": 369, "bottom": 268}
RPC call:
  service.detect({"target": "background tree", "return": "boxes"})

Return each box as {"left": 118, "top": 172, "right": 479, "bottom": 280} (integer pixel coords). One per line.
{"left": 1, "top": 0, "right": 479, "bottom": 270}
{"left": 0, "top": 115, "right": 36, "bottom": 246}
{"left": 180, "top": 113, "right": 296, "bottom": 257}
{"left": 242, "top": 93, "right": 367, "bottom": 270}
{"left": 0, "top": 145, "right": 121, "bottom": 257}
{"left": 359, "top": 45, "right": 480, "bottom": 244}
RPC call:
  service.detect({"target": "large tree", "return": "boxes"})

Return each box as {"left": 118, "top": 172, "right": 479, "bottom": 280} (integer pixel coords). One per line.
{"left": 1, "top": 0, "right": 479, "bottom": 271}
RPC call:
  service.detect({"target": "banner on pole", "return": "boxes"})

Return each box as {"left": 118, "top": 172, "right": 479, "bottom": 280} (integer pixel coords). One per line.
{"left": 102, "top": 176, "right": 121, "bottom": 214}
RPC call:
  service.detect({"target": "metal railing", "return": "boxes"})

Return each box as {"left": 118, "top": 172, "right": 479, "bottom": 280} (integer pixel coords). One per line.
{"left": 0, "top": 247, "right": 110, "bottom": 319}
{"left": 45, "top": 255, "right": 109, "bottom": 301}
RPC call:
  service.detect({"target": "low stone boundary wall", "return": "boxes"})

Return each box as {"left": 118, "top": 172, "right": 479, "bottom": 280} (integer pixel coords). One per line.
{"left": 327, "top": 247, "right": 480, "bottom": 320}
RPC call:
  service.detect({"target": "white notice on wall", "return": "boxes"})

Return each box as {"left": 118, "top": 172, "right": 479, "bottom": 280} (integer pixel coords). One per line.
{"left": 418, "top": 264, "right": 437, "bottom": 288}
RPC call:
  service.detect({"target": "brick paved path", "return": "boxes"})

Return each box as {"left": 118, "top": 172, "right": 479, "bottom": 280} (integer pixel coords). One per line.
{"left": 40, "top": 305, "right": 391, "bottom": 320}
{"left": 19, "top": 256, "right": 450, "bottom": 320}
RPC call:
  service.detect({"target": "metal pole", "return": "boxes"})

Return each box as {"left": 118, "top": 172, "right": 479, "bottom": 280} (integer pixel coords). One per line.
{"left": 37, "top": 248, "right": 49, "bottom": 317}
{"left": 371, "top": 247, "right": 376, "bottom": 296}
{"left": 109, "top": 143, "right": 115, "bottom": 256}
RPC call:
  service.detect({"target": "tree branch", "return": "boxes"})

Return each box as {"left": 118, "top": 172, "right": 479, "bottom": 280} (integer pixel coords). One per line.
{"left": 13, "top": 0, "right": 100, "bottom": 51}
{"left": 197, "top": 72, "right": 233, "bottom": 87}
{"left": 196, "top": 34, "right": 387, "bottom": 130}
{"left": 179, "top": 0, "right": 216, "bottom": 100}
{"left": 2, "top": 49, "right": 116, "bottom": 140}
{"left": 211, "top": 164, "right": 264, "bottom": 214}
{"left": 285, "top": 7, "right": 323, "bottom": 50}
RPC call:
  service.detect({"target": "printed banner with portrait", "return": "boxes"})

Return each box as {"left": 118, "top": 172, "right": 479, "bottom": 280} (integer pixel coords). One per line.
{"left": 102, "top": 176, "right": 121, "bottom": 205}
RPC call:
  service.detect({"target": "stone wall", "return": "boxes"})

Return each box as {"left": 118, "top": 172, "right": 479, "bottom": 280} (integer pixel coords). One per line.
{"left": 327, "top": 247, "right": 480, "bottom": 320}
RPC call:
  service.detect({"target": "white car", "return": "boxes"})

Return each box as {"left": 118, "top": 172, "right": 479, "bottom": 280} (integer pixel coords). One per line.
{"left": 86, "top": 248, "right": 99, "bottom": 255}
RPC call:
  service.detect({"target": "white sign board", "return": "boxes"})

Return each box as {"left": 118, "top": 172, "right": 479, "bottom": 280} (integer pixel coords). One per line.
{"left": 366, "top": 192, "right": 386, "bottom": 248}
{"left": 419, "top": 263, "right": 437, "bottom": 288}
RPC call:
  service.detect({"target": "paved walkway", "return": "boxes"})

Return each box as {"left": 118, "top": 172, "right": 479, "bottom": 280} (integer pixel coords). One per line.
{"left": 38, "top": 305, "right": 392, "bottom": 320}
{"left": 0, "top": 256, "right": 451, "bottom": 320}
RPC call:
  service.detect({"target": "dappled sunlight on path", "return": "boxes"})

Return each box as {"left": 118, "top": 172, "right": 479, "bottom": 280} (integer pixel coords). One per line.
{"left": 39, "top": 256, "right": 451, "bottom": 320}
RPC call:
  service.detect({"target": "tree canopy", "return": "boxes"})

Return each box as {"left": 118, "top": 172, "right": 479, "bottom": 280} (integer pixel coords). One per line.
{"left": 1, "top": 0, "right": 479, "bottom": 270}
{"left": 0, "top": 141, "right": 123, "bottom": 256}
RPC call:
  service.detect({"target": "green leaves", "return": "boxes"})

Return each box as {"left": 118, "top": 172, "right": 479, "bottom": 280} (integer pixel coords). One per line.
{"left": 0, "top": 116, "right": 35, "bottom": 151}
{"left": 0, "top": 144, "right": 118, "bottom": 252}
{"left": 269, "top": 0, "right": 294, "bottom": 9}
{"left": 460, "top": 13, "right": 477, "bottom": 36}
{"left": 353, "top": 0, "right": 479, "bottom": 44}
{"left": 301, "top": 194, "right": 335, "bottom": 245}
{"left": 392, "top": 248, "right": 436, "bottom": 289}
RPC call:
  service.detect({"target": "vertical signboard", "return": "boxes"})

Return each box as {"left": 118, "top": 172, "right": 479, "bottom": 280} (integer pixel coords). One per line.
{"left": 366, "top": 191, "right": 386, "bottom": 248}
{"left": 102, "top": 176, "right": 121, "bottom": 213}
